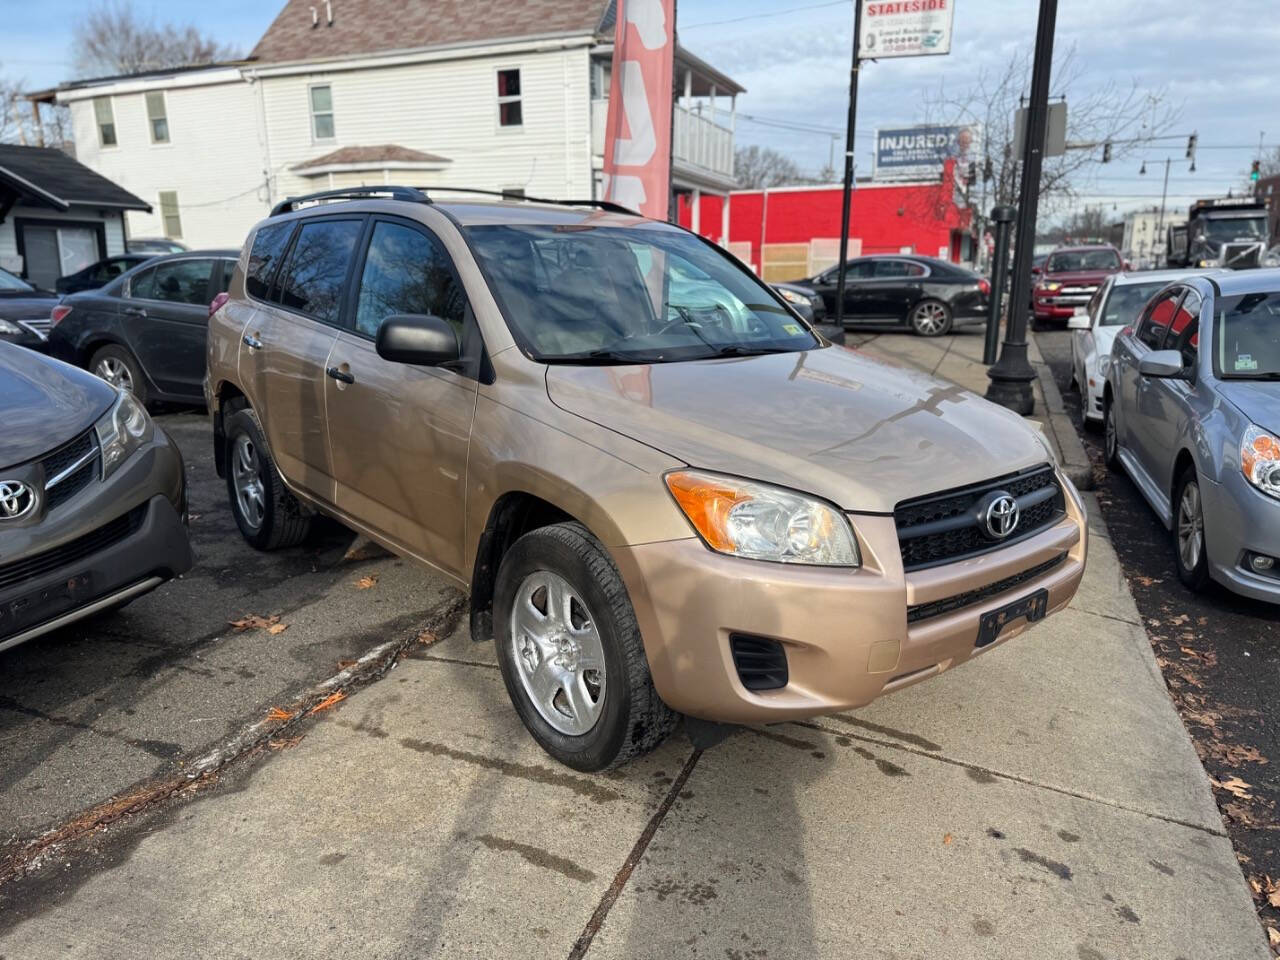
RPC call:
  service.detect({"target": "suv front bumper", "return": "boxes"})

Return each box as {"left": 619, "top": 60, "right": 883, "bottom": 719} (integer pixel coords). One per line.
{"left": 614, "top": 471, "right": 1087, "bottom": 724}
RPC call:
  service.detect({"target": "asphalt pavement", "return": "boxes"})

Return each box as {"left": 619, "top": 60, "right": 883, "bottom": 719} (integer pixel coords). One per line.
{"left": 1035, "top": 326, "right": 1280, "bottom": 945}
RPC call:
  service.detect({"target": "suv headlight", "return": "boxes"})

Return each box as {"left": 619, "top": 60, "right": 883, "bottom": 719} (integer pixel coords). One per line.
{"left": 1040, "top": 282, "right": 1062, "bottom": 293}
{"left": 665, "top": 470, "right": 860, "bottom": 566}
{"left": 776, "top": 288, "right": 806, "bottom": 306}
{"left": 94, "top": 390, "right": 153, "bottom": 478}
{"left": 1242, "top": 425, "right": 1280, "bottom": 499}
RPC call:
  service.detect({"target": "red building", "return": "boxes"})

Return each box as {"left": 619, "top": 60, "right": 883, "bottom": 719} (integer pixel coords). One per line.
{"left": 678, "top": 159, "right": 973, "bottom": 282}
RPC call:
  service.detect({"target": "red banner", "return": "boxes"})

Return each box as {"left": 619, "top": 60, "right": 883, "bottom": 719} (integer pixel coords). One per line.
{"left": 601, "top": 0, "right": 675, "bottom": 219}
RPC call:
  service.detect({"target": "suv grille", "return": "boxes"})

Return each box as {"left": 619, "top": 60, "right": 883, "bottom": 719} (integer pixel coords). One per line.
{"left": 894, "top": 464, "right": 1064, "bottom": 571}
{"left": 0, "top": 506, "right": 143, "bottom": 591}
{"left": 40, "top": 430, "right": 102, "bottom": 512}
{"left": 907, "top": 553, "right": 1067, "bottom": 623}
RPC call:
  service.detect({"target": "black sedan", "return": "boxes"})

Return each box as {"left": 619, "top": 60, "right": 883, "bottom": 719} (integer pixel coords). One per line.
{"left": 0, "top": 267, "right": 60, "bottom": 351}
{"left": 771, "top": 282, "right": 826, "bottom": 324}
{"left": 47, "top": 250, "right": 238, "bottom": 405}
{"left": 789, "top": 255, "right": 990, "bottom": 336}
{"left": 55, "top": 254, "right": 154, "bottom": 294}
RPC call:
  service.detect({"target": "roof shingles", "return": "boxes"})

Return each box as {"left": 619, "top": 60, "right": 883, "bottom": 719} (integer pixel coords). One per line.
{"left": 292, "top": 144, "right": 451, "bottom": 170}
{"left": 0, "top": 145, "right": 150, "bottom": 211}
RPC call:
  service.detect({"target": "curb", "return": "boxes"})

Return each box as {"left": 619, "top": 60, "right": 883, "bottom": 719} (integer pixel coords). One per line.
{"left": 1027, "top": 332, "right": 1096, "bottom": 491}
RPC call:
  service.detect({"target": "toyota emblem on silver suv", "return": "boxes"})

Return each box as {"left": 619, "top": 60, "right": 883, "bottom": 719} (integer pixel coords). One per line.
{"left": 0, "top": 480, "right": 36, "bottom": 520}
{"left": 982, "top": 492, "right": 1020, "bottom": 540}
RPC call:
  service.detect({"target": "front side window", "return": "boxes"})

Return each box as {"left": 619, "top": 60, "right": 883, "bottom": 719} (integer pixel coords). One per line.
{"left": 1171, "top": 291, "right": 1201, "bottom": 369}
{"left": 497, "top": 69, "right": 522, "bottom": 127}
{"left": 158, "top": 190, "right": 182, "bottom": 238}
{"left": 149, "top": 259, "right": 211, "bottom": 305}
{"left": 93, "top": 97, "right": 116, "bottom": 147}
{"left": 1137, "top": 289, "right": 1182, "bottom": 350}
{"left": 464, "top": 223, "right": 817, "bottom": 362}
{"left": 145, "top": 91, "right": 169, "bottom": 143}
{"left": 354, "top": 221, "right": 467, "bottom": 339}
{"left": 246, "top": 221, "right": 295, "bottom": 300}
{"left": 0, "top": 267, "right": 34, "bottom": 292}
{"left": 1046, "top": 249, "right": 1122, "bottom": 273}
{"left": 275, "top": 218, "right": 363, "bottom": 324}
{"left": 1215, "top": 290, "right": 1280, "bottom": 379}
{"left": 310, "top": 85, "right": 335, "bottom": 141}
{"left": 1100, "top": 280, "right": 1173, "bottom": 327}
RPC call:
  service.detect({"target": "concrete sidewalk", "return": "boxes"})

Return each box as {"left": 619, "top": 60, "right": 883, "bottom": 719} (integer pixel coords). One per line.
{"left": 850, "top": 328, "right": 1095, "bottom": 490}
{"left": 0, "top": 343, "right": 1266, "bottom": 959}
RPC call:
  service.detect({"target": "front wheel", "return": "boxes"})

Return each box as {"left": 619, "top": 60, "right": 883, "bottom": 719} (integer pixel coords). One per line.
{"left": 494, "top": 522, "right": 677, "bottom": 771}
{"left": 1173, "top": 465, "right": 1211, "bottom": 592}
{"left": 223, "top": 408, "right": 312, "bottom": 550}
{"left": 1103, "top": 396, "right": 1122, "bottom": 471}
{"left": 909, "top": 299, "right": 952, "bottom": 337}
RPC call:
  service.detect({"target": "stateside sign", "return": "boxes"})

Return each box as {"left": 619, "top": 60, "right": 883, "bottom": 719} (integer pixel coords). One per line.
{"left": 859, "top": 0, "right": 955, "bottom": 59}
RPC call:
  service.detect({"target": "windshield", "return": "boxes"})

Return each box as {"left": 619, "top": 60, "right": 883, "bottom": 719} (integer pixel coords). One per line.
{"left": 1046, "top": 249, "right": 1121, "bottom": 273}
{"left": 1100, "top": 281, "right": 1173, "bottom": 327}
{"left": 1202, "top": 216, "right": 1267, "bottom": 242}
{"left": 465, "top": 223, "right": 817, "bottom": 362}
{"left": 1216, "top": 290, "right": 1280, "bottom": 379}
{"left": 0, "top": 267, "right": 34, "bottom": 292}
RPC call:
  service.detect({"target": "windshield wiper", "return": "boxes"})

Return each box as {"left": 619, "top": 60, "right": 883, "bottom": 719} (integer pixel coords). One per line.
{"left": 707, "top": 345, "right": 795, "bottom": 358}
{"left": 544, "top": 347, "right": 673, "bottom": 365}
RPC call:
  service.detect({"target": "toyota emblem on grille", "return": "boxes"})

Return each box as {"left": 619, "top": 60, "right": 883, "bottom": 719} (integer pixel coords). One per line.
{"left": 982, "top": 492, "right": 1020, "bottom": 540}
{"left": 0, "top": 480, "right": 37, "bottom": 521}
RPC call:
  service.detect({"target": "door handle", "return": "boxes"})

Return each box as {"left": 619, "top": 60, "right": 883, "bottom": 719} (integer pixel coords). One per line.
{"left": 123, "top": 306, "right": 146, "bottom": 317}
{"left": 242, "top": 333, "right": 263, "bottom": 350}
{"left": 326, "top": 366, "right": 355, "bottom": 385}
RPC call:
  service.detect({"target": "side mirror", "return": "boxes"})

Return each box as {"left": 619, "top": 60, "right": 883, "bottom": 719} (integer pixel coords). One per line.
{"left": 1031, "top": 265, "right": 1042, "bottom": 276}
{"left": 1138, "top": 349, "right": 1186, "bottom": 379}
{"left": 1067, "top": 308, "right": 1091, "bottom": 330}
{"left": 376, "top": 314, "right": 460, "bottom": 367}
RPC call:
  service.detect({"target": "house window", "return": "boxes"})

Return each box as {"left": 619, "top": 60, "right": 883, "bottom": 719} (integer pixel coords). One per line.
{"left": 93, "top": 97, "right": 117, "bottom": 147}
{"left": 497, "top": 69, "right": 522, "bottom": 127}
{"left": 158, "top": 191, "right": 182, "bottom": 239}
{"left": 145, "top": 91, "right": 169, "bottom": 143}
{"left": 310, "top": 85, "right": 335, "bottom": 141}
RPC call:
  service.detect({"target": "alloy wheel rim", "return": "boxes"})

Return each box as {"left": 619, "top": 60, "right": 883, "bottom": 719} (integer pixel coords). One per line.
{"left": 913, "top": 303, "right": 947, "bottom": 335}
{"left": 1105, "top": 406, "right": 1117, "bottom": 459}
{"left": 231, "top": 434, "right": 266, "bottom": 532}
{"left": 95, "top": 357, "right": 133, "bottom": 393}
{"left": 1177, "top": 481, "right": 1204, "bottom": 571}
{"left": 509, "top": 571, "right": 606, "bottom": 736}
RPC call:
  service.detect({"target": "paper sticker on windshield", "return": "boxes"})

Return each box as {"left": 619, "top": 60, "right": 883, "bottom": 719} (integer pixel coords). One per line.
{"left": 783, "top": 323, "right": 803, "bottom": 335}
{"left": 1236, "top": 354, "right": 1258, "bottom": 371}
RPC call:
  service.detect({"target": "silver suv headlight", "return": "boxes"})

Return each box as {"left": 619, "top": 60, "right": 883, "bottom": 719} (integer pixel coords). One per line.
{"left": 776, "top": 287, "right": 807, "bottom": 306}
{"left": 1241, "top": 425, "right": 1280, "bottom": 499}
{"left": 94, "top": 390, "right": 154, "bottom": 478}
{"left": 665, "top": 470, "right": 860, "bottom": 566}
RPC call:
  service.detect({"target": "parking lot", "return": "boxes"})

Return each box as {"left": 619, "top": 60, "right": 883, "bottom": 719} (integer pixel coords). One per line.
{"left": 0, "top": 342, "right": 1269, "bottom": 959}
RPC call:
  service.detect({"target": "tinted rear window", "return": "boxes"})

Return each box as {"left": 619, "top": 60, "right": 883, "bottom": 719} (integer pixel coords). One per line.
{"left": 246, "top": 222, "right": 295, "bottom": 300}
{"left": 275, "top": 219, "right": 363, "bottom": 324}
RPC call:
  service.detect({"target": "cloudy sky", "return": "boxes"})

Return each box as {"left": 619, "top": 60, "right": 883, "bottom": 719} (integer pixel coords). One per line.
{"left": 4, "top": 0, "right": 1277, "bottom": 218}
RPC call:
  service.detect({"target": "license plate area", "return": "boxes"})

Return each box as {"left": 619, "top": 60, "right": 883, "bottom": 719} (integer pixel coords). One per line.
{"left": 976, "top": 588, "right": 1049, "bottom": 648}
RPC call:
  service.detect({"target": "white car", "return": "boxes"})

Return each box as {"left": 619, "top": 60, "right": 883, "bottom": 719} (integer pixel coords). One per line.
{"left": 1069, "top": 268, "right": 1227, "bottom": 427}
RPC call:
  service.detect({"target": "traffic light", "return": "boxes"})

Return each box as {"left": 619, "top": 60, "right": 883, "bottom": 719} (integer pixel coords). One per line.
{"left": 1102, "top": 141, "right": 1112, "bottom": 163}
{"left": 1186, "top": 133, "right": 1197, "bottom": 159}
{"left": 982, "top": 156, "right": 993, "bottom": 182}
{"left": 967, "top": 161, "right": 977, "bottom": 185}
{"left": 1252, "top": 160, "right": 1261, "bottom": 182}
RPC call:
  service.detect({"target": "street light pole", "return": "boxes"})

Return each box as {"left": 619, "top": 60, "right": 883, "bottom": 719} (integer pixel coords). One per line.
{"left": 1157, "top": 156, "right": 1171, "bottom": 246}
{"left": 833, "top": 1, "right": 864, "bottom": 329}
{"left": 985, "top": 0, "right": 1058, "bottom": 415}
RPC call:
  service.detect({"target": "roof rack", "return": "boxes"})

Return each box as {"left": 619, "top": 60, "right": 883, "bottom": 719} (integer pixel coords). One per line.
{"left": 410, "top": 186, "right": 640, "bottom": 217}
{"left": 269, "top": 185, "right": 430, "bottom": 217}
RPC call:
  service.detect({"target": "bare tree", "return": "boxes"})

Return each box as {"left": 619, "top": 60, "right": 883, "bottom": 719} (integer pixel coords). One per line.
{"left": 0, "top": 74, "right": 72, "bottom": 150}
{"left": 73, "top": 1, "right": 241, "bottom": 78}
{"left": 734, "top": 145, "right": 803, "bottom": 189}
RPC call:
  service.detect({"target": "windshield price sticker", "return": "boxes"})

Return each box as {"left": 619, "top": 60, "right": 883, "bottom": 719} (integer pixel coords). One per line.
{"left": 1236, "top": 354, "right": 1259, "bottom": 372}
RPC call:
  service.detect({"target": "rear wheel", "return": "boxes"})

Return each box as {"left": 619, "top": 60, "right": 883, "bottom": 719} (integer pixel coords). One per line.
{"left": 89, "top": 345, "right": 146, "bottom": 403}
{"left": 494, "top": 522, "right": 677, "bottom": 771}
{"left": 909, "top": 299, "right": 952, "bottom": 337}
{"left": 1173, "top": 465, "right": 1211, "bottom": 592}
{"left": 223, "top": 408, "right": 312, "bottom": 550}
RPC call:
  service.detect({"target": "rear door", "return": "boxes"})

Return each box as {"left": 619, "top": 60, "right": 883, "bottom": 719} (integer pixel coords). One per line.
{"left": 121, "top": 256, "right": 214, "bottom": 398}
{"left": 324, "top": 216, "right": 479, "bottom": 578}
{"left": 245, "top": 216, "right": 365, "bottom": 505}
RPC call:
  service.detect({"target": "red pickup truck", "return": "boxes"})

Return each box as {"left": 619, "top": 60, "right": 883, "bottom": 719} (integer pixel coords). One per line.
{"left": 1032, "top": 245, "right": 1124, "bottom": 328}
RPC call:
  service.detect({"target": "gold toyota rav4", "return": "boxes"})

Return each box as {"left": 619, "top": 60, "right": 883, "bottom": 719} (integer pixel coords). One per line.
{"left": 206, "top": 187, "right": 1086, "bottom": 771}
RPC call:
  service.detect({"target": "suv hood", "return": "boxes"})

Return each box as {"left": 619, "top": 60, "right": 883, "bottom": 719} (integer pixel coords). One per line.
{"left": 0, "top": 343, "right": 115, "bottom": 468}
{"left": 1043, "top": 269, "right": 1115, "bottom": 286}
{"left": 1218, "top": 380, "right": 1280, "bottom": 436}
{"left": 545, "top": 346, "right": 1048, "bottom": 513}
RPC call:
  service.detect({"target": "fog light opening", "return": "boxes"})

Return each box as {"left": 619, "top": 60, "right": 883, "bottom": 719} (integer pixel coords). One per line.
{"left": 1248, "top": 552, "right": 1276, "bottom": 573}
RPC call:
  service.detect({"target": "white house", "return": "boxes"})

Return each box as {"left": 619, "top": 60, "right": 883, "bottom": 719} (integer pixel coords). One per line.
{"left": 40, "top": 0, "right": 743, "bottom": 250}
{"left": 1121, "top": 208, "right": 1166, "bottom": 269}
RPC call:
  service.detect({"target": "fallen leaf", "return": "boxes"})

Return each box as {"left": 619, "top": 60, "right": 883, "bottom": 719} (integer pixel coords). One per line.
{"left": 356, "top": 575, "right": 379, "bottom": 590}
{"left": 1268, "top": 927, "right": 1280, "bottom": 947}
{"left": 229, "top": 614, "right": 280, "bottom": 631}
{"left": 308, "top": 691, "right": 347, "bottom": 715}
{"left": 1270, "top": 890, "right": 1280, "bottom": 909}
{"left": 942, "top": 833, "right": 953, "bottom": 845}
{"left": 268, "top": 736, "right": 303, "bottom": 750}
{"left": 266, "top": 707, "right": 295, "bottom": 722}
{"left": 1251, "top": 876, "right": 1264, "bottom": 894}
{"left": 336, "top": 659, "right": 358, "bottom": 670}
{"left": 1212, "top": 776, "right": 1254, "bottom": 800}
{"left": 1227, "top": 745, "right": 1268, "bottom": 767}
{"left": 267, "top": 623, "right": 289, "bottom": 636}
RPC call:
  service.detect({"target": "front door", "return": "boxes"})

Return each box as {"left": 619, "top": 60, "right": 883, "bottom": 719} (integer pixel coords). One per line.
{"left": 325, "top": 216, "right": 478, "bottom": 579}
{"left": 122, "top": 257, "right": 214, "bottom": 398}
{"left": 1125, "top": 288, "right": 1182, "bottom": 473}
{"left": 865, "top": 257, "right": 926, "bottom": 321}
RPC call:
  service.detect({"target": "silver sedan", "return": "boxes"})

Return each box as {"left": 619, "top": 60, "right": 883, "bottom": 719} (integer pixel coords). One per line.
{"left": 1104, "top": 269, "right": 1280, "bottom": 602}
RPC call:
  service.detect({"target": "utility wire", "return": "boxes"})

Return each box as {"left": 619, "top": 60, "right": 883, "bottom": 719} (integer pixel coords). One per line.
{"left": 681, "top": 0, "right": 849, "bottom": 30}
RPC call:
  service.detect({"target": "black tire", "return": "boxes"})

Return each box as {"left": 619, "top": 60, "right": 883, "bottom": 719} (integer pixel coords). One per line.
{"left": 89, "top": 344, "right": 147, "bottom": 404}
{"left": 908, "top": 299, "right": 952, "bottom": 337}
{"left": 494, "top": 522, "right": 677, "bottom": 771}
{"left": 1103, "top": 395, "right": 1122, "bottom": 472}
{"left": 223, "top": 408, "right": 312, "bottom": 550}
{"left": 1172, "top": 465, "right": 1211, "bottom": 592}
